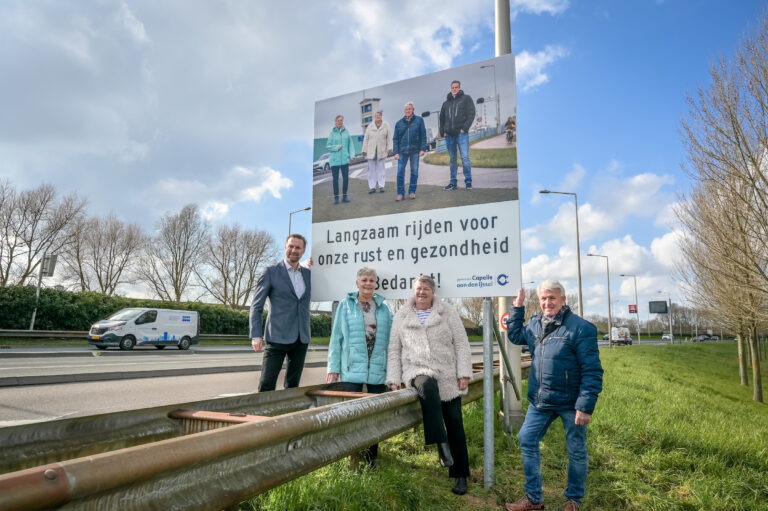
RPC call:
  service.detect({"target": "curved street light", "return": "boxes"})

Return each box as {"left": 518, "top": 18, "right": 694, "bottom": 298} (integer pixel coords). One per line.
{"left": 540, "top": 190, "right": 583, "bottom": 316}
{"left": 288, "top": 206, "right": 311, "bottom": 235}
{"left": 587, "top": 253, "right": 612, "bottom": 346}
{"left": 619, "top": 273, "right": 641, "bottom": 343}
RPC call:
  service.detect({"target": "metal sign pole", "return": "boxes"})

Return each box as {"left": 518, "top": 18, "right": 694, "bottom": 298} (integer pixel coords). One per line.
{"left": 482, "top": 297, "right": 494, "bottom": 488}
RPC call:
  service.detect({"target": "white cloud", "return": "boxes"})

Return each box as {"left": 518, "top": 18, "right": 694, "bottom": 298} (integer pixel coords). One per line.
{"left": 517, "top": 45, "right": 569, "bottom": 91}
{"left": 147, "top": 165, "right": 293, "bottom": 220}
{"left": 562, "top": 163, "right": 586, "bottom": 190}
{"left": 650, "top": 231, "right": 683, "bottom": 269}
{"left": 512, "top": 0, "right": 570, "bottom": 17}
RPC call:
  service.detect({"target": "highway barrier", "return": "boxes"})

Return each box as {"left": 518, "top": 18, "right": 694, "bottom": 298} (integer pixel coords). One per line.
{"left": 0, "top": 366, "right": 533, "bottom": 510}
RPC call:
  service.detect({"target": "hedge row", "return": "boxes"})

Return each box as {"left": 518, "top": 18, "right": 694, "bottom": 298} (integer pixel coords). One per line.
{"left": 0, "top": 286, "right": 333, "bottom": 336}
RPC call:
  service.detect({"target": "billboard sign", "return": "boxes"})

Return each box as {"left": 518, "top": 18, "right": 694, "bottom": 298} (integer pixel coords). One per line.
{"left": 649, "top": 300, "right": 668, "bottom": 314}
{"left": 311, "top": 54, "right": 520, "bottom": 301}
{"left": 628, "top": 304, "right": 637, "bottom": 314}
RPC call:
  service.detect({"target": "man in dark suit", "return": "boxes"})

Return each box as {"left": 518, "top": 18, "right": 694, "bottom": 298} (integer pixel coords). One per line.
{"left": 250, "top": 234, "right": 311, "bottom": 392}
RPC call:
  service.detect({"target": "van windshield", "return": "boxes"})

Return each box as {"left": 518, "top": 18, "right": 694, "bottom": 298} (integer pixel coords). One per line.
{"left": 107, "top": 308, "right": 144, "bottom": 321}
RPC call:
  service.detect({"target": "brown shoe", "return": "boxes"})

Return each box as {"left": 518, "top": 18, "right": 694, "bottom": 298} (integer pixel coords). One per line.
{"left": 505, "top": 496, "right": 544, "bottom": 511}
{"left": 563, "top": 501, "right": 579, "bottom": 511}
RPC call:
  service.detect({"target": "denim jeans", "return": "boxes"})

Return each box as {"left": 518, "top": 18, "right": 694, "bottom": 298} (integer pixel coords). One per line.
{"left": 331, "top": 164, "right": 349, "bottom": 198}
{"left": 518, "top": 405, "right": 588, "bottom": 505}
{"left": 445, "top": 132, "right": 471, "bottom": 186}
{"left": 396, "top": 153, "right": 420, "bottom": 195}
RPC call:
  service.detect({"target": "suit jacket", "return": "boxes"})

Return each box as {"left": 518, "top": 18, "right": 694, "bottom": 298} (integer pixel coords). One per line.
{"left": 249, "top": 261, "right": 311, "bottom": 344}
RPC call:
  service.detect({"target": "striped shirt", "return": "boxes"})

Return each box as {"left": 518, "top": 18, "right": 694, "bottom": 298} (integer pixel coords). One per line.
{"left": 414, "top": 307, "right": 432, "bottom": 325}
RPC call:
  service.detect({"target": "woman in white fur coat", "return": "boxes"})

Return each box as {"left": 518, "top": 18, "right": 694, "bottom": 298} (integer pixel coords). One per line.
{"left": 386, "top": 274, "right": 473, "bottom": 496}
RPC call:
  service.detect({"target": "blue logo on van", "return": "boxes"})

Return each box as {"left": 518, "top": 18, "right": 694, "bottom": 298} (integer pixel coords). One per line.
{"left": 182, "top": 316, "right": 191, "bottom": 322}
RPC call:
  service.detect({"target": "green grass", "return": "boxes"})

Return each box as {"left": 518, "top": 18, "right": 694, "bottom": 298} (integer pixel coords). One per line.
{"left": 240, "top": 343, "right": 768, "bottom": 511}
{"left": 423, "top": 146, "right": 517, "bottom": 168}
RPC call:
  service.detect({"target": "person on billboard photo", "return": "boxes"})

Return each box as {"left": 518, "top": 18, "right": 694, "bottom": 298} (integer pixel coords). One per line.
{"left": 392, "top": 102, "right": 427, "bottom": 202}
{"left": 326, "top": 266, "right": 393, "bottom": 470}
{"left": 439, "top": 80, "right": 475, "bottom": 191}
{"left": 326, "top": 114, "right": 357, "bottom": 205}
{"left": 362, "top": 110, "right": 392, "bottom": 194}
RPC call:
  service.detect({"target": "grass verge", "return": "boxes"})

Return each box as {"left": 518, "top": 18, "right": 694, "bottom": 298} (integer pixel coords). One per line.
{"left": 240, "top": 343, "right": 768, "bottom": 510}
{"left": 423, "top": 146, "right": 517, "bottom": 168}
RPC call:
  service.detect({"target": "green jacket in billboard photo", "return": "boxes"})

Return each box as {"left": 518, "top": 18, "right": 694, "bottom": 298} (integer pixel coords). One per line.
{"left": 326, "top": 126, "right": 357, "bottom": 166}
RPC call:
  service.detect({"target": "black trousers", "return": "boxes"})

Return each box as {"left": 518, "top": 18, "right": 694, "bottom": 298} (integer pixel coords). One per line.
{"left": 331, "top": 164, "right": 349, "bottom": 198}
{"left": 411, "top": 374, "right": 470, "bottom": 478}
{"left": 258, "top": 339, "right": 309, "bottom": 392}
{"left": 338, "top": 382, "right": 388, "bottom": 460}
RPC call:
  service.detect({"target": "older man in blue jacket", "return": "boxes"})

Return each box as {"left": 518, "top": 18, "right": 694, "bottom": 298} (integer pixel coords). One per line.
{"left": 392, "top": 102, "right": 427, "bottom": 201}
{"left": 505, "top": 279, "right": 603, "bottom": 511}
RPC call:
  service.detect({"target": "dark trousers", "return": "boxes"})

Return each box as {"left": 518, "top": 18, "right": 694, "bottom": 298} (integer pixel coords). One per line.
{"left": 258, "top": 339, "right": 309, "bottom": 392}
{"left": 411, "top": 375, "right": 470, "bottom": 477}
{"left": 338, "top": 382, "right": 387, "bottom": 460}
{"left": 331, "top": 164, "right": 349, "bottom": 198}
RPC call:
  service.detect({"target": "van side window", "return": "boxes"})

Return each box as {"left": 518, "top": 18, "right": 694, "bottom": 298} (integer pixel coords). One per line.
{"left": 136, "top": 310, "right": 157, "bottom": 325}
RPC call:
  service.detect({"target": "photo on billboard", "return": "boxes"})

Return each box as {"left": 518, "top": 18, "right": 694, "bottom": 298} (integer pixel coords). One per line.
{"left": 311, "top": 54, "right": 520, "bottom": 301}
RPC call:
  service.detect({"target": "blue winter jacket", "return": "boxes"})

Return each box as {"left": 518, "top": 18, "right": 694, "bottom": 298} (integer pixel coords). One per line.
{"left": 327, "top": 292, "right": 393, "bottom": 384}
{"left": 506, "top": 305, "right": 603, "bottom": 414}
{"left": 393, "top": 115, "right": 427, "bottom": 156}
{"left": 326, "top": 126, "right": 357, "bottom": 166}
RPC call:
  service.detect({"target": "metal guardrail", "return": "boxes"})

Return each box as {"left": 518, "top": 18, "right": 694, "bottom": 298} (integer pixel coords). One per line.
{"left": 0, "top": 372, "right": 500, "bottom": 511}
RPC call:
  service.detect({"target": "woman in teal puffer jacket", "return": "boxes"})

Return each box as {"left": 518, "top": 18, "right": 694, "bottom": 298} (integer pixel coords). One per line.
{"left": 326, "top": 115, "right": 357, "bottom": 204}
{"left": 327, "top": 266, "right": 392, "bottom": 469}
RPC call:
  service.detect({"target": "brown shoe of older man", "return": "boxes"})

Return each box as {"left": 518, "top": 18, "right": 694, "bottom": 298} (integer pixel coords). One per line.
{"left": 563, "top": 500, "right": 580, "bottom": 511}
{"left": 505, "top": 495, "right": 545, "bottom": 510}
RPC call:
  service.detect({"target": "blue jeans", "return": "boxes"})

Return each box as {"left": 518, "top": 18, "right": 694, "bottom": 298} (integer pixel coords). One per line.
{"left": 445, "top": 132, "right": 471, "bottom": 186}
{"left": 518, "top": 405, "right": 588, "bottom": 505}
{"left": 396, "top": 153, "right": 420, "bottom": 195}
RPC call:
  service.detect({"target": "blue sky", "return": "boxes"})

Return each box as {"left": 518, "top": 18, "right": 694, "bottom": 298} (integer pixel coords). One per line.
{"left": 0, "top": 0, "right": 764, "bottom": 319}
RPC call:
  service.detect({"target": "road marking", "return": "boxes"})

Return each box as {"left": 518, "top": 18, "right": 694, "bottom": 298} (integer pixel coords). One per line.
{"left": 0, "top": 412, "right": 77, "bottom": 427}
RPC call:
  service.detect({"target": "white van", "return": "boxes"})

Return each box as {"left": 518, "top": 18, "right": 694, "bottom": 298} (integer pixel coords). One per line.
{"left": 88, "top": 308, "right": 200, "bottom": 351}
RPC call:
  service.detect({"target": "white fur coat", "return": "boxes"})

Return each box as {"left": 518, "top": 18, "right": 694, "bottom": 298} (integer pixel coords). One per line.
{"left": 386, "top": 298, "right": 473, "bottom": 401}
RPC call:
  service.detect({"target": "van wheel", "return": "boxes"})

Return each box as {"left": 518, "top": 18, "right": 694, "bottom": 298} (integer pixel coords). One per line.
{"left": 119, "top": 335, "right": 135, "bottom": 351}
{"left": 178, "top": 336, "right": 191, "bottom": 350}
{"left": 155, "top": 345, "right": 166, "bottom": 350}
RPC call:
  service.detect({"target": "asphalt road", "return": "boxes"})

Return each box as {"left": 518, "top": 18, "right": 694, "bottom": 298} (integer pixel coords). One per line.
{"left": 0, "top": 366, "right": 329, "bottom": 427}
{"left": 0, "top": 344, "right": 500, "bottom": 425}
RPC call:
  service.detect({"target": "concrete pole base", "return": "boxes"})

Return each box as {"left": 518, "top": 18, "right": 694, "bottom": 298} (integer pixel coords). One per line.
{"left": 498, "top": 410, "right": 525, "bottom": 433}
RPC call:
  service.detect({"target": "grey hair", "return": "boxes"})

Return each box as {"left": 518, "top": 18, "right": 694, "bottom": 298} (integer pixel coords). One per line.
{"left": 356, "top": 267, "right": 377, "bottom": 279}
{"left": 404, "top": 101, "right": 415, "bottom": 109}
{"left": 375, "top": 110, "right": 383, "bottom": 116}
{"left": 335, "top": 114, "right": 344, "bottom": 122}
{"left": 415, "top": 274, "right": 435, "bottom": 292}
{"left": 538, "top": 279, "right": 566, "bottom": 297}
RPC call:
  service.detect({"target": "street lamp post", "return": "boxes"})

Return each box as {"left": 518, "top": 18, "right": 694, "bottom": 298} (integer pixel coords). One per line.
{"left": 288, "top": 206, "right": 311, "bottom": 236}
{"left": 588, "top": 253, "right": 612, "bottom": 346}
{"left": 619, "top": 273, "right": 641, "bottom": 344}
{"left": 657, "top": 291, "right": 674, "bottom": 344}
{"left": 540, "top": 190, "right": 583, "bottom": 316}
{"left": 480, "top": 64, "right": 500, "bottom": 132}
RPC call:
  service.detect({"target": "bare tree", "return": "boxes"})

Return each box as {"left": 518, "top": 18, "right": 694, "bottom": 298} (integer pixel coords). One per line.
{"left": 137, "top": 204, "right": 209, "bottom": 302}
{"left": 678, "top": 15, "right": 768, "bottom": 402}
{"left": 0, "top": 181, "right": 86, "bottom": 286}
{"left": 197, "top": 224, "right": 276, "bottom": 308}
{"left": 61, "top": 214, "right": 145, "bottom": 295}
